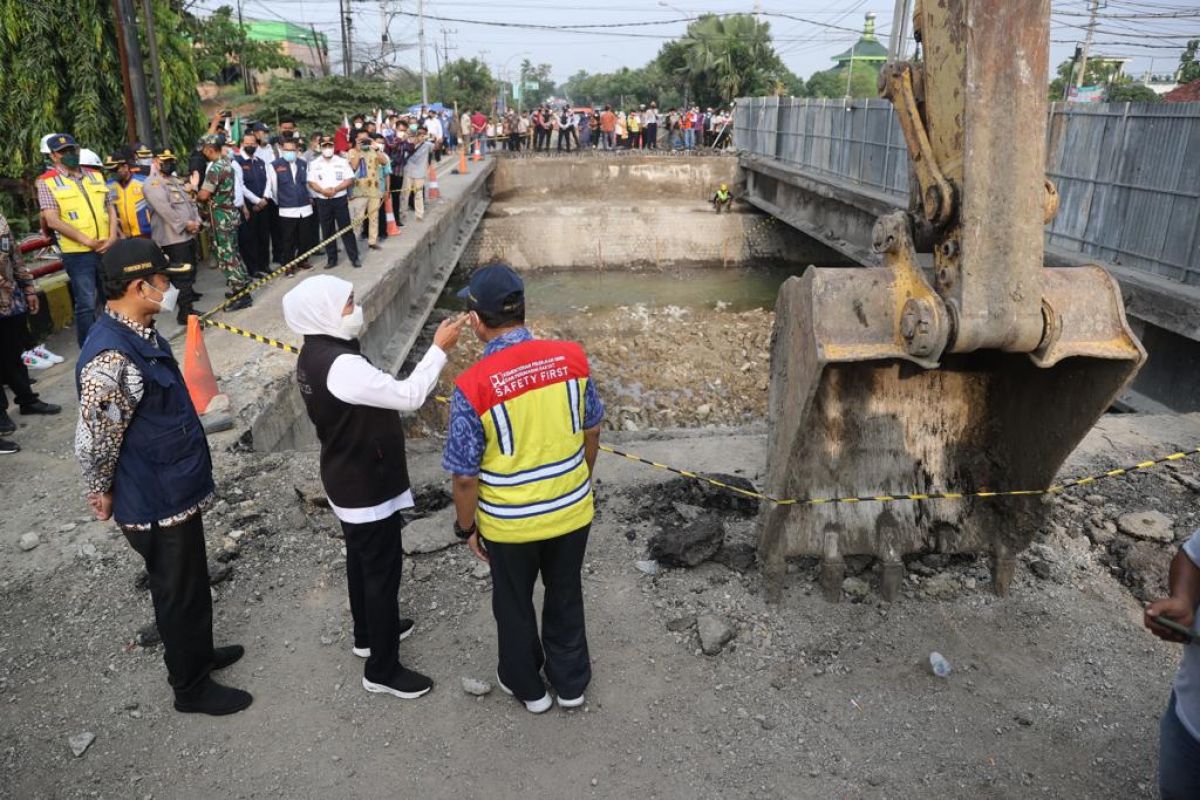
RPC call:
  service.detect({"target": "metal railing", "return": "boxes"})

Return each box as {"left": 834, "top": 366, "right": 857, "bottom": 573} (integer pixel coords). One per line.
{"left": 735, "top": 97, "right": 1200, "bottom": 286}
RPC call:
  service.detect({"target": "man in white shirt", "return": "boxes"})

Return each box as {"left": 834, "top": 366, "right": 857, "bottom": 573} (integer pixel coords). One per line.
{"left": 424, "top": 112, "right": 444, "bottom": 162}
{"left": 306, "top": 136, "right": 360, "bottom": 270}
{"left": 282, "top": 274, "right": 467, "bottom": 700}
{"left": 267, "top": 137, "right": 317, "bottom": 273}
{"left": 233, "top": 131, "right": 274, "bottom": 278}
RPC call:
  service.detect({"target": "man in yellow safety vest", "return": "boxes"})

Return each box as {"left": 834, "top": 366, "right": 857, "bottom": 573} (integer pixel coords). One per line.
{"left": 37, "top": 133, "right": 118, "bottom": 347}
{"left": 443, "top": 263, "right": 605, "bottom": 714}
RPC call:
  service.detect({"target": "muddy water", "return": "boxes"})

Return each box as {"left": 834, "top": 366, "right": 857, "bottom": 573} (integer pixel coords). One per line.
{"left": 439, "top": 263, "right": 809, "bottom": 314}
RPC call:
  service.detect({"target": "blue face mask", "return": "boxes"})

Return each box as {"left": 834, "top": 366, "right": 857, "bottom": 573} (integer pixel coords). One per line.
{"left": 282, "top": 151, "right": 297, "bottom": 163}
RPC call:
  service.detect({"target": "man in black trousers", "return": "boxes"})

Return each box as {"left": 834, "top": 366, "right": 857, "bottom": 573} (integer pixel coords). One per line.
{"left": 75, "top": 238, "right": 251, "bottom": 716}
{"left": 306, "top": 136, "right": 360, "bottom": 269}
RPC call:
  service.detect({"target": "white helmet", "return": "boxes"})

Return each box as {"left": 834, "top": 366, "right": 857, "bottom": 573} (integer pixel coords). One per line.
{"left": 39, "top": 133, "right": 62, "bottom": 154}
{"left": 79, "top": 148, "right": 103, "bottom": 168}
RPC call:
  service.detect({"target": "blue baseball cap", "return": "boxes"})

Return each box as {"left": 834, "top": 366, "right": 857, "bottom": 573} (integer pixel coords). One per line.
{"left": 458, "top": 263, "right": 524, "bottom": 315}
{"left": 47, "top": 133, "right": 77, "bottom": 152}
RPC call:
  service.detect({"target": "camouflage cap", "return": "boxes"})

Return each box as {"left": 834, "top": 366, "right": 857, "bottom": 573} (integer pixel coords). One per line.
{"left": 197, "top": 132, "right": 227, "bottom": 148}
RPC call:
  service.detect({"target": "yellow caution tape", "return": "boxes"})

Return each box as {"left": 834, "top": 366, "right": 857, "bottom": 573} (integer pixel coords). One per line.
{"left": 200, "top": 311, "right": 1200, "bottom": 508}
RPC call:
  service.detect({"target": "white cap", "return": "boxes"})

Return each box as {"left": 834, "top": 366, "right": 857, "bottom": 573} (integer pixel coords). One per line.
{"left": 79, "top": 148, "right": 103, "bottom": 168}
{"left": 39, "top": 133, "right": 62, "bottom": 154}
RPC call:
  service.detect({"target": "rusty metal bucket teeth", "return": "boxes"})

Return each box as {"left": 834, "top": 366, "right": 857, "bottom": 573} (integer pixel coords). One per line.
{"left": 757, "top": 264, "right": 1146, "bottom": 602}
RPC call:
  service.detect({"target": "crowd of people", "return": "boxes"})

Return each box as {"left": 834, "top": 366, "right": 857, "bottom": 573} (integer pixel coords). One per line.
{"left": 476, "top": 103, "right": 734, "bottom": 152}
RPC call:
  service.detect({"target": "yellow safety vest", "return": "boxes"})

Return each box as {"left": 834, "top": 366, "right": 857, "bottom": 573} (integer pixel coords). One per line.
{"left": 108, "top": 174, "right": 152, "bottom": 238}
{"left": 41, "top": 170, "right": 110, "bottom": 253}
{"left": 456, "top": 338, "right": 595, "bottom": 544}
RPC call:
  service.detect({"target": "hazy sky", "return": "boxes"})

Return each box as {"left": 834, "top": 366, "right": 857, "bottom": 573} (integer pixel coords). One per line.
{"left": 189, "top": 0, "right": 1193, "bottom": 89}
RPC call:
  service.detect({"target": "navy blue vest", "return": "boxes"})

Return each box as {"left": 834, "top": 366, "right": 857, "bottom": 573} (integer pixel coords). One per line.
{"left": 272, "top": 157, "right": 310, "bottom": 209}
{"left": 76, "top": 314, "right": 215, "bottom": 526}
{"left": 234, "top": 154, "right": 268, "bottom": 198}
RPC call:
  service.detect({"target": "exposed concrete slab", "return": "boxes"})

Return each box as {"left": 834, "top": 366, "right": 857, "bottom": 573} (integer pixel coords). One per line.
{"left": 199, "top": 158, "right": 494, "bottom": 453}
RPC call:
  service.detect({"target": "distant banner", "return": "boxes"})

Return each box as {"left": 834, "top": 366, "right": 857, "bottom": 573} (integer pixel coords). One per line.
{"left": 1068, "top": 85, "right": 1105, "bottom": 103}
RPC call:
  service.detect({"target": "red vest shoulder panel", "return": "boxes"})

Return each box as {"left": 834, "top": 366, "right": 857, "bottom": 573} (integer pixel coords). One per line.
{"left": 456, "top": 339, "right": 589, "bottom": 417}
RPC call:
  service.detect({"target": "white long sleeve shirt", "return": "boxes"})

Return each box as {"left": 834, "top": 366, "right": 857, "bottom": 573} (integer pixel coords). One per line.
{"left": 323, "top": 343, "right": 448, "bottom": 523}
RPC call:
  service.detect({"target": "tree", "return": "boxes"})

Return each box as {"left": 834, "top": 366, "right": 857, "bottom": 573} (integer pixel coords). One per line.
{"left": 441, "top": 58, "right": 497, "bottom": 112}
{"left": 1107, "top": 83, "right": 1161, "bottom": 104}
{"left": 806, "top": 63, "right": 877, "bottom": 99}
{"left": 668, "top": 14, "right": 795, "bottom": 106}
{"left": 187, "top": 6, "right": 298, "bottom": 85}
{"left": 1048, "top": 57, "right": 1128, "bottom": 100}
{"left": 254, "top": 76, "right": 419, "bottom": 134}
{"left": 0, "top": 0, "right": 204, "bottom": 183}
{"left": 1180, "top": 40, "right": 1200, "bottom": 84}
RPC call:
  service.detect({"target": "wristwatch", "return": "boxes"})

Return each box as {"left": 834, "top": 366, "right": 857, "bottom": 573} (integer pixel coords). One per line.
{"left": 453, "top": 520, "right": 477, "bottom": 541}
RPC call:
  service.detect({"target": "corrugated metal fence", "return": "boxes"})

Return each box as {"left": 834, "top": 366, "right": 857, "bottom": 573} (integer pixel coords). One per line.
{"left": 735, "top": 97, "right": 1200, "bottom": 286}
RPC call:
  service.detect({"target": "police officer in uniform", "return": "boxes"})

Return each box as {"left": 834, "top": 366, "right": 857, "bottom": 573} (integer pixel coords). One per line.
{"left": 142, "top": 148, "right": 203, "bottom": 323}
{"left": 443, "top": 264, "right": 605, "bottom": 714}
{"left": 195, "top": 133, "right": 252, "bottom": 310}
{"left": 75, "top": 238, "right": 252, "bottom": 716}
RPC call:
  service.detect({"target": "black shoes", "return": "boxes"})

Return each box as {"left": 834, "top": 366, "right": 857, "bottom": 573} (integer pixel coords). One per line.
{"left": 174, "top": 676, "right": 253, "bottom": 716}
{"left": 226, "top": 294, "right": 253, "bottom": 311}
{"left": 324, "top": 261, "right": 338, "bottom": 270}
{"left": 0, "top": 439, "right": 19, "bottom": 455}
{"left": 361, "top": 666, "right": 434, "bottom": 700}
{"left": 19, "top": 401, "right": 60, "bottom": 416}
{"left": 213, "top": 644, "right": 245, "bottom": 670}
{"left": 351, "top": 260, "right": 362, "bottom": 269}
{"left": 0, "top": 410, "right": 14, "bottom": 434}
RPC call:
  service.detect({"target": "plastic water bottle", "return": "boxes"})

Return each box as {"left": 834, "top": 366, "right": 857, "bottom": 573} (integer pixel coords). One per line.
{"left": 929, "top": 652, "right": 952, "bottom": 678}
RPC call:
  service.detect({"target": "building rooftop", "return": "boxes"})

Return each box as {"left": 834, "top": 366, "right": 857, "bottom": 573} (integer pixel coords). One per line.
{"left": 832, "top": 12, "right": 889, "bottom": 66}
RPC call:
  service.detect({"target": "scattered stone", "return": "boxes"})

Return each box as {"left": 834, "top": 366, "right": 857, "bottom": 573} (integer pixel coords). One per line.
{"left": 648, "top": 518, "right": 725, "bottom": 568}
{"left": 1029, "top": 560, "right": 1053, "bottom": 580}
{"left": 293, "top": 483, "right": 330, "bottom": 509}
{"left": 1083, "top": 494, "right": 1106, "bottom": 508}
{"left": 1117, "top": 510, "right": 1174, "bottom": 543}
{"left": 666, "top": 615, "right": 695, "bottom": 632}
{"left": 58, "top": 523, "right": 77, "bottom": 533}
{"left": 1122, "top": 541, "right": 1173, "bottom": 600}
{"left": 471, "top": 561, "right": 491, "bottom": 580}
{"left": 754, "top": 714, "right": 777, "bottom": 730}
{"left": 713, "top": 543, "right": 757, "bottom": 573}
{"left": 136, "top": 623, "right": 161, "bottom": 647}
{"left": 17, "top": 532, "right": 39, "bottom": 552}
{"left": 78, "top": 543, "right": 98, "bottom": 559}
{"left": 622, "top": 418, "right": 639, "bottom": 432}
{"left": 697, "top": 614, "right": 735, "bottom": 655}
{"left": 696, "top": 404, "right": 712, "bottom": 418}
{"left": 68, "top": 731, "right": 95, "bottom": 757}
{"left": 402, "top": 508, "right": 459, "bottom": 555}
{"left": 634, "top": 559, "right": 659, "bottom": 576}
{"left": 461, "top": 677, "right": 492, "bottom": 696}
{"left": 207, "top": 562, "right": 232, "bottom": 586}
{"left": 411, "top": 563, "right": 434, "bottom": 582}
{"left": 921, "top": 573, "right": 960, "bottom": 600}
{"left": 1015, "top": 713, "right": 1034, "bottom": 727}
{"left": 842, "top": 576, "right": 870, "bottom": 600}
{"left": 672, "top": 503, "right": 704, "bottom": 523}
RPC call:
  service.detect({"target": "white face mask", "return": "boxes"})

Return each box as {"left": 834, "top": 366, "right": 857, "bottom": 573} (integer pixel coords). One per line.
{"left": 322, "top": 147, "right": 334, "bottom": 158}
{"left": 340, "top": 305, "right": 364, "bottom": 338}
{"left": 145, "top": 281, "right": 179, "bottom": 314}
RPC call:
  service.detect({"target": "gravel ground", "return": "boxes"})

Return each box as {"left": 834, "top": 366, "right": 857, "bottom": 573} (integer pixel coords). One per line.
{"left": 3, "top": 397, "right": 1200, "bottom": 798}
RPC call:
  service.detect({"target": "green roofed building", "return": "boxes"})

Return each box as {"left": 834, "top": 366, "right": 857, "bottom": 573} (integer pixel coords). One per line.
{"left": 831, "top": 13, "right": 888, "bottom": 73}
{"left": 242, "top": 20, "right": 329, "bottom": 85}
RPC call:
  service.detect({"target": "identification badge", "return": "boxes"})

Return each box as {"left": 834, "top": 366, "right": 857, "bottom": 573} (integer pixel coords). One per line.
{"left": 0, "top": 235, "right": 10, "bottom": 253}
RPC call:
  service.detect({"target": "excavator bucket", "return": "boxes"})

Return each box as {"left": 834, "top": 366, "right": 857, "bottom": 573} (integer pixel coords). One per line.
{"left": 755, "top": 0, "right": 1146, "bottom": 601}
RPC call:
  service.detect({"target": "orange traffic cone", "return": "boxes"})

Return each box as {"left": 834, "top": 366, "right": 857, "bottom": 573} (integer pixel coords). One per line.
{"left": 472, "top": 139, "right": 482, "bottom": 161}
{"left": 457, "top": 147, "right": 469, "bottom": 175}
{"left": 182, "top": 315, "right": 222, "bottom": 414}
{"left": 384, "top": 193, "right": 401, "bottom": 236}
{"left": 427, "top": 163, "right": 440, "bottom": 200}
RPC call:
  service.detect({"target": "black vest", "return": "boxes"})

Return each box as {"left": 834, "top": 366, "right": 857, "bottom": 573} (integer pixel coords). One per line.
{"left": 296, "top": 335, "right": 410, "bottom": 508}
{"left": 234, "top": 154, "right": 268, "bottom": 197}
{"left": 272, "top": 158, "right": 310, "bottom": 209}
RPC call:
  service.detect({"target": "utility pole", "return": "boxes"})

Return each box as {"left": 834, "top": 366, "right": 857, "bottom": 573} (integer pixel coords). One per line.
{"left": 1075, "top": 0, "right": 1100, "bottom": 89}
{"left": 112, "top": 0, "right": 154, "bottom": 145}
{"left": 236, "top": 0, "right": 251, "bottom": 94}
{"left": 418, "top": 0, "right": 428, "bottom": 105}
{"left": 338, "top": 0, "right": 348, "bottom": 76}
{"left": 888, "top": 0, "right": 912, "bottom": 61}
{"left": 378, "top": 0, "right": 390, "bottom": 65}
{"left": 141, "top": 0, "right": 169, "bottom": 147}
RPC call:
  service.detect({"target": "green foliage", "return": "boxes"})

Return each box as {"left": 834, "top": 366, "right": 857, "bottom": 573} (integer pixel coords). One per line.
{"left": 442, "top": 58, "right": 497, "bottom": 112}
{"left": 806, "top": 63, "right": 878, "bottom": 99}
{"left": 562, "top": 65, "right": 681, "bottom": 109}
{"left": 187, "top": 6, "right": 298, "bottom": 84}
{"left": 518, "top": 60, "right": 557, "bottom": 103}
{"left": 1106, "top": 83, "right": 1161, "bottom": 104}
{"left": 1049, "top": 57, "right": 1130, "bottom": 100}
{"left": 0, "top": 0, "right": 203, "bottom": 182}
{"left": 1181, "top": 40, "right": 1200, "bottom": 84}
{"left": 674, "top": 14, "right": 794, "bottom": 106}
{"left": 254, "top": 76, "right": 420, "bottom": 135}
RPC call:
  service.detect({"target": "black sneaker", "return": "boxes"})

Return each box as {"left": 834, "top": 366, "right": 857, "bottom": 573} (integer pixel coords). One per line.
{"left": 0, "top": 439, "right": 19, "bottom": 455}
{"left": 324, "top": 261, "right": 338, "bottom": 270}
{"left": 213, "top": 644, "right": 245, "bottom": 670}
{"left": 361, "top": 666, "right": 433, "bottom": 699}
{"left": 226, "top": 294, "right": 253, "bottom": 311}
{"left": 19, "top": 401, "right": 60, "bottom": 416}
{"left": 351, "top": 260, "right": 362, "bottom": 269}
{"left": 173, "top": 676, "right": 254, "bottom": 716}
{"left": 351, "top": 619, "right": 414, "bottom": 658}
{"left": 0, "top": 410, "right": 14, "bottom": 435}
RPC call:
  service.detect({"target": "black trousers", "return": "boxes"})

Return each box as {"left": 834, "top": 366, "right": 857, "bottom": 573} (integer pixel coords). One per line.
{"left": 267, "top": 201, "right": 283, "bottom": 265}
{"left": 0, "top": 313, "right": 37, "bottom": 413}
{"left": 160, "top": 240, "right": 199, "bottom": 315}
{"left": 341, "top": 511, "right": 406, "bottom": 684}
{"left": 125, "top": 513, "right": 215, "bottom": 696}
{"left": 314, "top": 196, "right": 359, "bottom": 265}
{"left": 277, "top": 211, "right": 317, "bottom": 266}
{"left": 486, "top": 524, "right": 591, "bottom": 701}
{"left": 238, "top": 203, "right": 271, "bottom": 276}
{"left": 644, "top": 123, "right": 658, "bottom": 149}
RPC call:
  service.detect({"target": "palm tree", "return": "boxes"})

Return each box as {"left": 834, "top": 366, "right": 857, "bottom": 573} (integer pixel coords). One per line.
{"left": 679, "top": 14, "right": 774, "bottom": 103}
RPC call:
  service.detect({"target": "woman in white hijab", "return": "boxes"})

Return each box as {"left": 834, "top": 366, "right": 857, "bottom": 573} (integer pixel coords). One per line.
{"left": 282, "top": 274, "right": 466, "bottom": 700}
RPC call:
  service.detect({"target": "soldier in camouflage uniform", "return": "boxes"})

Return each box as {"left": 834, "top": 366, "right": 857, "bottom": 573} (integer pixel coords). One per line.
{"left": 195, "top": 133, "right": 252, "bottom": 311}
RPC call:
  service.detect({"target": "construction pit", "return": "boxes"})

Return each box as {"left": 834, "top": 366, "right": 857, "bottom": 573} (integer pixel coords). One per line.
{"left": 3, "top": 153, "right": 1200, "bottom": 798}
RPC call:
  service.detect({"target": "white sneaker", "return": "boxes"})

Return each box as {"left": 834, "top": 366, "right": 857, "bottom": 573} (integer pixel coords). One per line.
{"left": 557, "top": 693, "right": 585, "bottom": 709}
{"left": 496, "top": 672, "right": 552, "bottom": 714}
{"left": 31, "top": 345, "right": 64, "bottom": 364}
{"left": 21, "top": 352, "right": 52, "bottom": 371}
{"left": 352, "top": 646, "right": 371, "bottom": 658}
